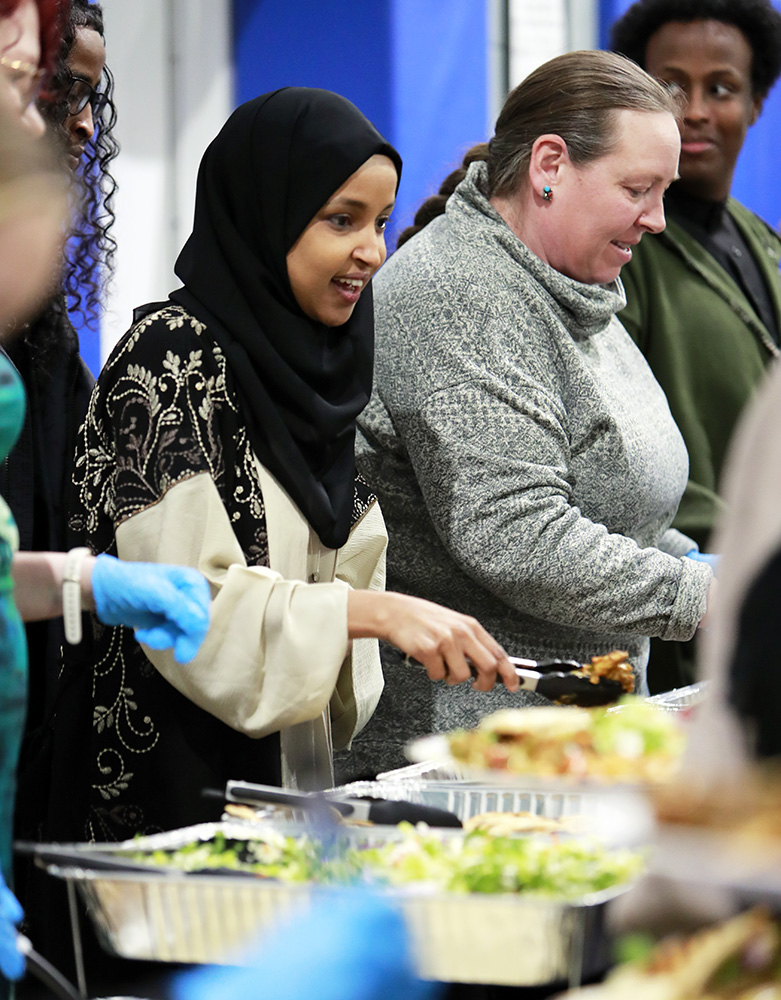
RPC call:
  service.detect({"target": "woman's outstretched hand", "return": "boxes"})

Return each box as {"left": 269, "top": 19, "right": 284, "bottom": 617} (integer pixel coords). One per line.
{"left": 347, "top": 590, "right": 518, "bottom": 692}
{"left": 91, "top": 555, "right": 211, "bottom": 664}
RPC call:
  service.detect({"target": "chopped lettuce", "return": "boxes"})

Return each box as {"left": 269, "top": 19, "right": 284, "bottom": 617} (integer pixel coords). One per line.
{"left": 123, "top": 824, "right": 644, "bottom": 898}
{"left": 591, "top": 698, "right": 685, "bottom": 759}
{"left": 352, "top": 825, "right": 644, "bottom": 896}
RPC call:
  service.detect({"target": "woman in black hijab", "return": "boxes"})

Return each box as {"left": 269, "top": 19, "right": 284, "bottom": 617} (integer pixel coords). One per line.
{"left": 46, "top": 88, "right": 515, "bottom": 844}
{"left": 171, "top": 87, "right": 400, "bottom": 552}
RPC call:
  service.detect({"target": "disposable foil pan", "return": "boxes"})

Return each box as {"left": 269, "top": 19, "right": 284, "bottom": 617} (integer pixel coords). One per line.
{"left": 645, "top": 680, "right": 709, "bottom": 712}
{"left": 334, "top": 779, "right": 602, "bottom": 825}
{"left": 331, "top": 778, "right": 654, "bottom": 847}
{"left": 376, "top": 759, "right": 463, "bottom": 782}
{"left": 35, "top": 822, "right": 626, "bottom": 986}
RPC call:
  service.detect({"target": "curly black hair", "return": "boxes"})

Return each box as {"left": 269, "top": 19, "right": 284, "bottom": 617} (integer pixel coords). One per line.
{"left": 41, "top": 0, "right": 118, "bottom": 329}
{"left": 610, "top": 0, "right": 781, "bottom": 99}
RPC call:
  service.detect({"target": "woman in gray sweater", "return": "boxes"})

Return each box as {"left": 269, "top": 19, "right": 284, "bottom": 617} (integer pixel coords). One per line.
{"left": 340, "top": 50, "right": 715, "bottom": 777}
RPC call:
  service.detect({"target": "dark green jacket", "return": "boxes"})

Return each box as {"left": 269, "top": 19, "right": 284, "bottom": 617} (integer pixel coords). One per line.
{"left": 619, "top": 199, "right": 781, "bottom": 550}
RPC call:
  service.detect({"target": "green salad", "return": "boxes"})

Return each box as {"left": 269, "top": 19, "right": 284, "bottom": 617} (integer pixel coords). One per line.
{"left": 355, "top": 824, "right": 643, "bottom": 896}
{"left": 122, "top": 824, "right": 643, "bottom": 898}
{"left": 590, "top": 699, "right": 685, "bottom": 760}
{"left": 126, "top": 829, "right": 323, "bottom": 882}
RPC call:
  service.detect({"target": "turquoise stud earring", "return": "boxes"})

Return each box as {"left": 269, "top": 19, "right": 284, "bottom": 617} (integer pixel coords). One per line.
{"left": 542, "top": 185, "right": 553, "bottom": 201}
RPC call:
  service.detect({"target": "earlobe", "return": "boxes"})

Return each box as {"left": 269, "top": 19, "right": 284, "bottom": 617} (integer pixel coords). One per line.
{"left": 528, "top": 133, "right": 568, "bottom": 199}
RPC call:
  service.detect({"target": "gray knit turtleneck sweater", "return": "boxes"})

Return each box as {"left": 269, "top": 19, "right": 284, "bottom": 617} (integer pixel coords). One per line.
{"left": 336, "top": 161, "right": 712, "bottom": 779}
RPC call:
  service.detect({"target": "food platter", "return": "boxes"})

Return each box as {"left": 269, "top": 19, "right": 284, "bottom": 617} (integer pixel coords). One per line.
{"left": 640, "top": 766, "right": 781, "bottom": 902}
{"left": 66, "top": 870, "right": 622, "bottom": 986}
{"left": 335, "top": 775, "right": 654, "bottom": 848}
{"left": 402, "top": 733, "right": 643, "bottom": 790}
{"left": 405, "top": 733, "right": 664, "bottom": 790}
{"left": 34, "top": 821, "right": 634, "bottom": 986}
{"left": 552, "top": 907, "right": 781, "bottom": 999}
{"left": 405, "top": 697, "right": 687, "bottom": 791}
{"left": 400, "top": 736, "right": 655, "bottom": 849}
{"left": 337, "top": 775, "right": 607, "bottom": 825}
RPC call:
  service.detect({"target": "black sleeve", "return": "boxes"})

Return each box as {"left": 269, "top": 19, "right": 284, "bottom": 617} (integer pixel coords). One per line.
{"left": 729, "top": 547, "right": 781, "bottom": 758}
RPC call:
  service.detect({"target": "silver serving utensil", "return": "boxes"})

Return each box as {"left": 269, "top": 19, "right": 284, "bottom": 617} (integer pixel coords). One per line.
{"left": 212, "top": 781, "right": 462, "bottom": 827}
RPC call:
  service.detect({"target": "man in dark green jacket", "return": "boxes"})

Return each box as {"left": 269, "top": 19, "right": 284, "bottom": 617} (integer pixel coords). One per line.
{"left": 611, "top": 0, "right": 781, "bottom": 691}
{"left": 619, "top": 201, "right": 781, "bottom": 549}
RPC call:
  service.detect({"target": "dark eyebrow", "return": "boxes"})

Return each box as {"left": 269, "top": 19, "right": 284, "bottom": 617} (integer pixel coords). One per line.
{"left": 328, "top": 197, "right": 395, "bottom": 213}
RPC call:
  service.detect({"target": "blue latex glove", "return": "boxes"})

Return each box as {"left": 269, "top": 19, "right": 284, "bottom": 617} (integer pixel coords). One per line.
{"left": 170, "top": 891, "right": 441, "bottom": 1000}
{"left": 91, "top": 555, "right": 211, "bottom": 664}
{"left": 0, "top": 877, "right": 24, "bottom": 981}
{"left": 685, "top": 548, "right": 721, "bottom": 572}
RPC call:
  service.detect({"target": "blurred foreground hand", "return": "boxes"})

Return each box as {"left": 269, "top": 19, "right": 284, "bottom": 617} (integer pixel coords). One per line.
{"left": 0, "top": 875, "right": 23, "bottom": 981}
{"left": 171, "top": 891, "right": 441, "bottom": 1000}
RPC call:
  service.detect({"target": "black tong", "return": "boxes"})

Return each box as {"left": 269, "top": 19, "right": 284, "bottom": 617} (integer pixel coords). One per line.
{"left": 498, "top": 656, "right": 626, "bottom": 707}
{"left": 208, "top": 780, "right": 462, "bottom": 828}
{"left": 400, "top": 650, "right": 626, "bottom": 708}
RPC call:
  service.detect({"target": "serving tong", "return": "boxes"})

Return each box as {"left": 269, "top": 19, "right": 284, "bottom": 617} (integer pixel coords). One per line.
{"left": 17, "top": 839, "right": 169, "bottom": 875}
{"left": 499, "top": 656, "right": 626, "bottom": 707}
{"left": 401, "top": 649, "right": 626, "bottom": 707}
{"left": 207, "top": 780, "right": 462, "bottom": 827}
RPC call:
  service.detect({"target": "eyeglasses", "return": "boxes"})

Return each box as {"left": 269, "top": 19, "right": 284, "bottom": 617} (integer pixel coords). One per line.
{"left": 0, "top": 56, "right": 45, "bottom": 111}
{"left": 65, "top": 75, "right": 108, "bottom": 118}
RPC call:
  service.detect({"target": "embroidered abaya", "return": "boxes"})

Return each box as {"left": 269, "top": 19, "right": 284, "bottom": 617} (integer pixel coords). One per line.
{"left": 46, "top": 88, "right": 401, "bottom": 842}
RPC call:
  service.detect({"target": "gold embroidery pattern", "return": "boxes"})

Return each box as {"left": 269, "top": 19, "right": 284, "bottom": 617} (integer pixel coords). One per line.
{"left": 68, "top": 304, "right": 374, "bottom": 841}
{"left": 70, "top": 305, "right": 271, "bottom": 839}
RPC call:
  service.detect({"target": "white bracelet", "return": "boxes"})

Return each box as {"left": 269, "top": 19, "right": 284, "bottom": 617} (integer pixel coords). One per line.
{"left": 63, "top": 547, "right": 90, "bottom": 644}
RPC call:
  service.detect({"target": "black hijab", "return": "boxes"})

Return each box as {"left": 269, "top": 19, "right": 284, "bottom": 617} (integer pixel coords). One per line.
{"left": 170, "top": 88, "right": 401, "bottom": 549}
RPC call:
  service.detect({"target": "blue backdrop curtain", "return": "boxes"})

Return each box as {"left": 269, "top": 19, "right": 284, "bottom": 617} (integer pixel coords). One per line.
{"left": 232, "top": 0, "right": 489, "bottom": 251}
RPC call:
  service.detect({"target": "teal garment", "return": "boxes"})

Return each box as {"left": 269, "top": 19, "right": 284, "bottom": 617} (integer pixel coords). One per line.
{"left": 0, "top": 356, "right": 27, "bottom": 884}
{"left": 619, "top": 200, "right": 781, "bottom": 551}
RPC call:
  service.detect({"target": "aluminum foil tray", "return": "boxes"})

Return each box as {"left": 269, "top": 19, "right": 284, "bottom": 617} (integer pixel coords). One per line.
{"left": 376, "top": 759, "right": 464, "bottom": 782}
{"left": 36, "top": 822, "right": 622, "bottom": 986}
{"left": 645, "top": 680, "right": 709, "bottom": 712}
{"left": 335, "top": 779, "right": 600, "bottom": 824}
{"left": 332, "top": 780, "right": 652, "bottom": 847}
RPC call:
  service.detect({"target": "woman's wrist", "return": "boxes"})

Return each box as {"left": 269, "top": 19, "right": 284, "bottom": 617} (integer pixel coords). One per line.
{"left": 346, "top": 589, "right": 392, "bottom": 641}
{"left": 11, "top": 550, "right": 96, "bottom": 623}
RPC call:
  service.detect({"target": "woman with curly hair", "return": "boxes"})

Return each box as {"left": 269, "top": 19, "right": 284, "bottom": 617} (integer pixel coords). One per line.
{"left": 610, "top": 0, "right": 781, "bottom": 692}
{"left": 45, "top": 0, "right": 116, "bottom": 326}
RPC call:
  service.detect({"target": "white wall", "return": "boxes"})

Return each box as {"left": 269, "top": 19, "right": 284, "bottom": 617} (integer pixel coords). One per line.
{"left": 508, "top": 0, "right": 597, "bottom": 87}
{"left": 100, "top": 0, "right": 232, "bottom": 359}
